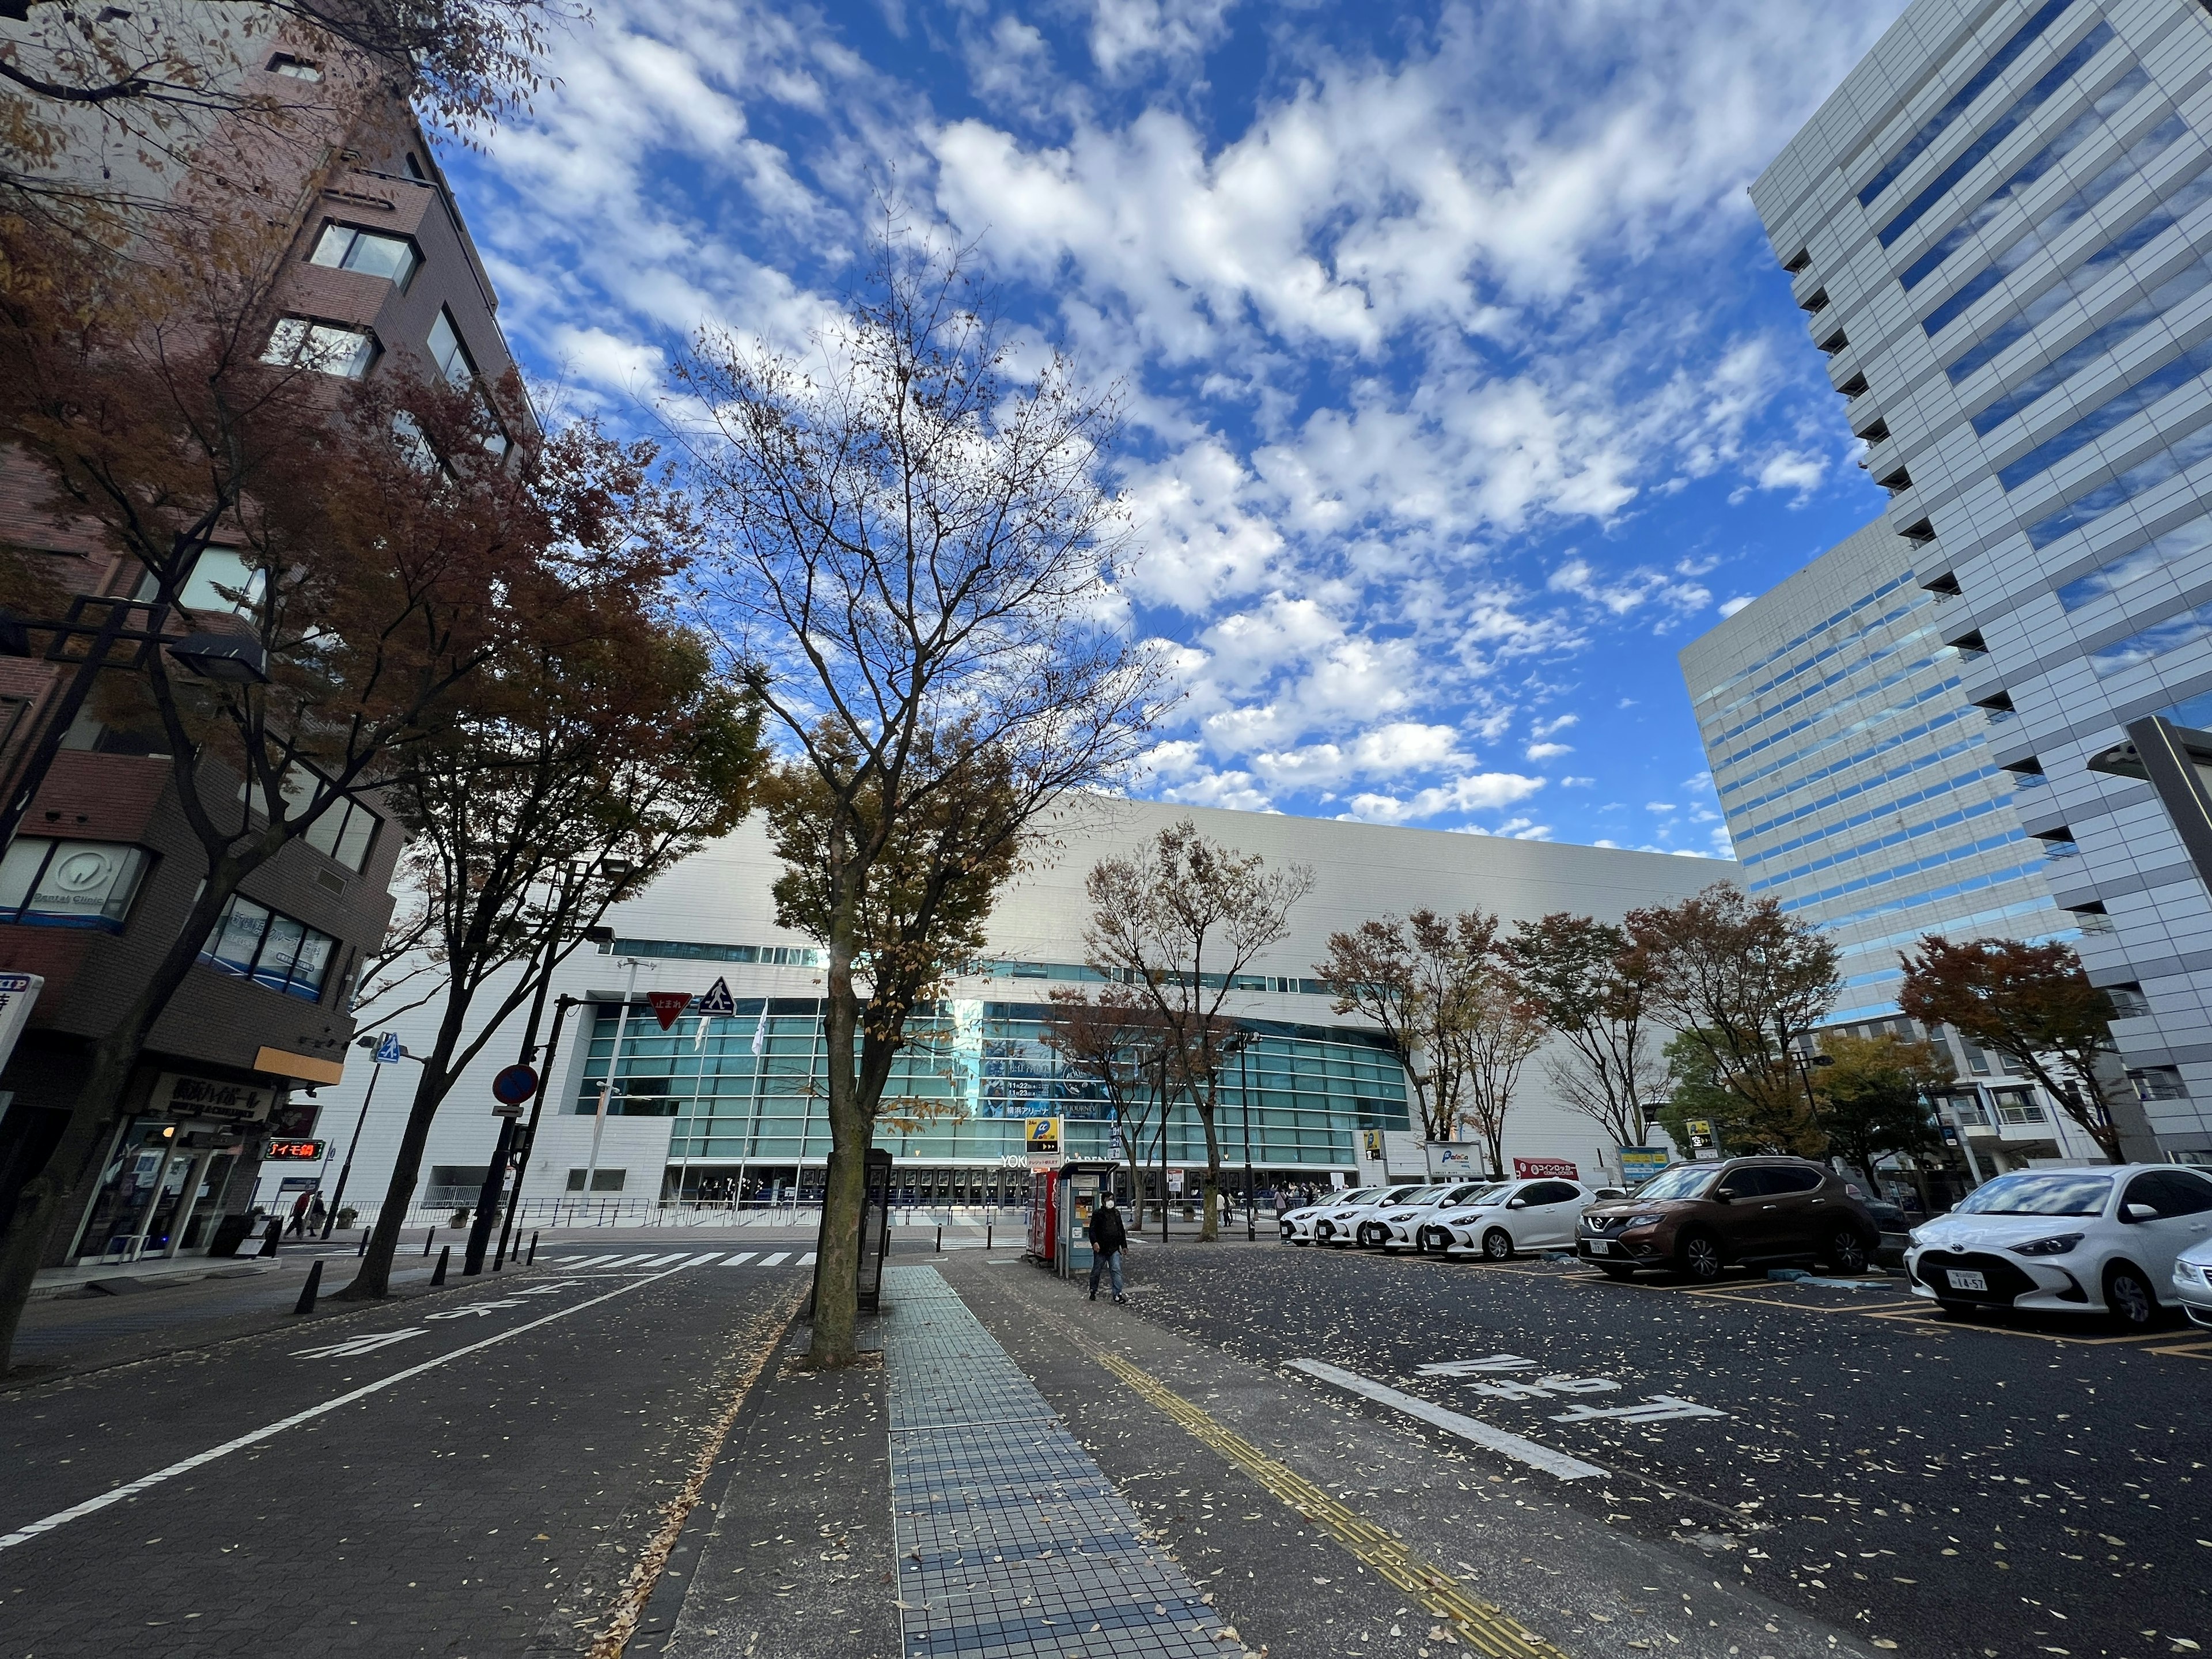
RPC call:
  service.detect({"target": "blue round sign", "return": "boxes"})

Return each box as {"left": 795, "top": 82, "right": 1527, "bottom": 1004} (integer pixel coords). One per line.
{"left": 491, "top": 1063, "right": 539, "bottom": 1105}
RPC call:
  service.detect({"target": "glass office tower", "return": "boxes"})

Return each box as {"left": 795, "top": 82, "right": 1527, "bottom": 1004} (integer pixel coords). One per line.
{"left": 1753, "top": 0, "right": 2212, "bottom": 1159}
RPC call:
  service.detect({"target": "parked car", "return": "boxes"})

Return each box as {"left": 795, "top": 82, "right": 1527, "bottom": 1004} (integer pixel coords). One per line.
{"left": 1577, "top": 1157, "right": 1878, "bottom": 1281}
{"left": 2173, "top": 1234, "right": 2212, "bottom": 1329}
{"left": 1375, "top": 1183, "right": 1502, "bottom": 1252}
{"left": 1315, "top": 1184, "right": 1428, "bottom": 1247}
{"left": 1280, "top": 1188, "right": 1378, "bottom": 1245}
{"left": 1907, "top": 1164, "right": 2212, "bottom": 1329}
{"left": 1429, "top": 1177, "right": 1604, "bottom": 1259}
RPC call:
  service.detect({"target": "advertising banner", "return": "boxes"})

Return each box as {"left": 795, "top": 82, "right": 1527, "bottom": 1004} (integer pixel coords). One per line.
{"left": 1618, "top": 1146, "right": 1671, "bottom": 1184}
{"left": 1512, "top": 1157, "right": 1579, "bottom": 1180}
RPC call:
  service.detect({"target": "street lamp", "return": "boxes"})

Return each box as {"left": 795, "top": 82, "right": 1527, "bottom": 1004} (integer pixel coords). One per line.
{"left": 321, "top": 1034, "right": 425, "bottom": 1238}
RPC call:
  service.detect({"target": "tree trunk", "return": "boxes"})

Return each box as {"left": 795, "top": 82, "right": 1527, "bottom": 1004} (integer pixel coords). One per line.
{"left": 0, "top": 869, "right": 244, "bottom": 1372}
{"left": 807, "top": 948, "right": 865, "bottom": 1367}
{"left": 1119, "top": 1119, "right": 1146, "bottom": 1230}
{"left": 1196, "top": 1094, "right": 1222, "bottom": 1241}
{"left": 339, "top": 995, "right": 471, "bottom": 1299}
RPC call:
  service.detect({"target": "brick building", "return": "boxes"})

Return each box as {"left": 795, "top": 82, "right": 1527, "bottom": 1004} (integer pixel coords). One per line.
{"left": 0, "top": 39, "right": 526, "bottom": 1264}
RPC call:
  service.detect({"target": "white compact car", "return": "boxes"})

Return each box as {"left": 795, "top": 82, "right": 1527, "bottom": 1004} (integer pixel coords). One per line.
{"left": 2175, "top": 1234, "right": 2212, "bottom": 1328}
{"left": 1313, "top": 1184, "right": 1428, "bottom": 1247}
{"left": 1907, "top": 1164, "right": 2212, "bottom": 1328}
{"left": 1375, "top": 1183, "right": 1501, "bottom": 1252}
{"left": 1281, "top": 1188, "right": 1380, "bottom": 1245}
{"left": 1426, "top": 1177, "right": 1601, "bottom": 1259}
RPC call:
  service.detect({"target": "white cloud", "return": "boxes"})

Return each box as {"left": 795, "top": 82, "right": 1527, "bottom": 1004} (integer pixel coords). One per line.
{"left": 1532, "top": 712, "right": 1580, "bottom": 738}
{"left": 1525, "top": 741, "right": 1574, "bottom": 760}
{"left": 1717, "top": 594, "right": 1755, "bottom": 617}
{"left": 1340, "top": 771, "right": 1544, "bottom": 825}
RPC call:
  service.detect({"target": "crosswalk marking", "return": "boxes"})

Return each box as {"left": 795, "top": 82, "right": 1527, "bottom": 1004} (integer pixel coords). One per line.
{"left": 554, "top": 1255, "right": 589, "bottom": 1264}
{"left": 597, "top": 1253, "right": 659, "bottom": 1269}
{"left": 679, "top": 1251, "right": 724, "bottom": 1267}
{"left": 638, "top": 1252, "right": 692, "bottom": 1267}
{"left": 798, "top": 1252, "right": 816, "bottom": 1266}
{"left": 759, "top": 1251, "right": 790, "bottom": 1267}
{"left": 562, "top": 1253, "right": 622, "bottom": 1268}
{"left": 721, "top": 1251, "right": 756, "bottom": 1266}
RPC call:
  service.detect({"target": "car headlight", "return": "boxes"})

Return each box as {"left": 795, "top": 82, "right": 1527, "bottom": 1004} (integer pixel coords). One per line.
{"left": 2010, "top": 1233, "right": 2085, "bottom": 1257}
{"left": 1445, "top": 1214, "right": 1476, "bottom": 1224}
{"left": 1623, "top": 1213, "right": 1663, "bottom": 1228}
{"left": 1387, "top": 1212, "right": 1415, "bottom": 1221}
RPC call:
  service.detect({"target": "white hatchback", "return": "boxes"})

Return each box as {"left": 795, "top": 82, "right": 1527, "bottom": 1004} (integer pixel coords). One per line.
{"left": 1375, "top": 1183, "right": 1501, "bottom": 1252}
{"left": 2174, "top": 1234, "right": 2212, "bottom": 1329}
{"left": 1280, "top": 1188, "right": 1380, "bottom": 1245}
{"left": 1430, "top": 1178, "right": 1601, "bottom": 1260}
{"left": 1907, "top": 1164, "right": 2212, "bottom": 1328}
{"left": 1314, "top": 1184, "right": 1429, "bottom": 1248}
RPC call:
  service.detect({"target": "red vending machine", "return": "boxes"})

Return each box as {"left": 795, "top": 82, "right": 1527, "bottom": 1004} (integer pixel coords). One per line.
{"left": 1028, "top": 1168, "right": 1060, "bottom": 1265}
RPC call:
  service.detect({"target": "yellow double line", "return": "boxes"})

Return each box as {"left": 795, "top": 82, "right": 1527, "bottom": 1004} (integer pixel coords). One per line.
{"left": 1096, "top": 1349, "right": 1570, "bottom": 1659}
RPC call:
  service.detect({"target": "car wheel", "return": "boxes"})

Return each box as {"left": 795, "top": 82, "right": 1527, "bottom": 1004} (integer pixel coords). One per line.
{"left": 1673, "top": 1230, "right": 1724, "bottom": 1283}
{"left": 2104, "top": 1263, "right": 2160, "bottom": 1331}
{"left": 1820, "top": 1227, "right": 1870, "bottom": 1275}
{"left": 1482, "top": 1228, "right": 1514, "bottom": 1262}
{"left": 1355, "top": 1223, "right": 1376, "bottom": 1248}
{"left": 1599, "top": 1263, "right": 1638, "bottom": 1281}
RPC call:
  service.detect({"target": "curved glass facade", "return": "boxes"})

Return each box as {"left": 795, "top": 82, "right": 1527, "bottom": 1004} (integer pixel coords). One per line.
{"left": 571, "top": 997, "right": 1411, "bottom": 1177}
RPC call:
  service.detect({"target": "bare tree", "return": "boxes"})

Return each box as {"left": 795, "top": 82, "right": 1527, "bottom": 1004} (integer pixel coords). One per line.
{"left": 1444, "top": 964, "right": 1547, "bottom": 1179}
{"left": 679, "top": 239, "right": 1162, "bottom": 1363}
{"left": 1624, "top": 883, "right": 1839, "bottom": 1158}
{"left": 1506, "top": 912, "right": 1666, "bottom": 1157}
{"left": 1042, "top": 984, "right": 1165, "bottom": 1229}
{"left": 1082, "top": 819, "right": 1313, "bottom": 1241}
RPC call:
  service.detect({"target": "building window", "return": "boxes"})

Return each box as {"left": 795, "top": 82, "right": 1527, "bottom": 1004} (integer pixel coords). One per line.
{"left": 197, "top": 893, "right": 336, "bottom": 1002}
{"left": 567, "top": 1168, "right": 626, "bottom": 1192}
{"left": 262, "top": 317, "right": 376, "bottom": 380}
{"left": 302, "top": 797, "right": 378, "bottom": 873}
{"left": 309, "top": 224, "right": 421, "bottom": 291}
{"left": 133, "top": 547, "right": 265, "bottom": 618}
{"left": 0, "top": 838, "right": 149, "bottom": 930}
{"left": 266, "top": 52, "right": 322, "bottom": 79}
{"left": 2130, "top": 1067, "right": 2191, "bottom": 1101}
{"left": 426, "top": 308, "right": 475, "bottom": 383}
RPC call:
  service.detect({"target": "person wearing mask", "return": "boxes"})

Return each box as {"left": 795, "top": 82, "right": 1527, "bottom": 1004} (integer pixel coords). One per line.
{"left": 1088, "top": 1194, "right": 1128, "bottom": 1304}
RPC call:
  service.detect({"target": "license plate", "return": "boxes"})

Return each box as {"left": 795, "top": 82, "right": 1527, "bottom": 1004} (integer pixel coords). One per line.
{"left": 1945, "top": 1268, "right": 1987, "bottom": 1291}
{"left": 1588, "top": 1238, "right": 1612, "bottom": 1254}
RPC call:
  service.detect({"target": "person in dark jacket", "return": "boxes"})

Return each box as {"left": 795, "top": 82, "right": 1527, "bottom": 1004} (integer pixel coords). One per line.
{"left": 1087, "top": 1195, "right": 1128, "bottom": 1303}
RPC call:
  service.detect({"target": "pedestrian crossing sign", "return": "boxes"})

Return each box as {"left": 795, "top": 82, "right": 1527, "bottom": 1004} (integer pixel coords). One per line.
{"left": 373, "top": 1031, "right": 403, "bottom": 1065}
{"left": 696, "top": 976, "right": 736, "bottom": 1017}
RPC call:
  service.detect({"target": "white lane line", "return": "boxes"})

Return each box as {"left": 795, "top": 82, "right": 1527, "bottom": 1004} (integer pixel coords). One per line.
{"left": 721, "top": 1252, "right": 757, "bottom": 1266}
{"left": 637, "top": 1252, "right": 692, "bottom": 1267}
{"left": 797, "top": 1252, "right": 816, "bottom": 1266}
{"left": 1285, "top": 1358, "right": 1605, "bottom": 1482}
{"left": 0, "top": 1267, "right": 689, "bottom": 1554}
{"left": 758, "top": 1251, "right": 790, "bottom": 1267}
{"left": 678, "top": 1252, "right": 724, "bottom": 1267}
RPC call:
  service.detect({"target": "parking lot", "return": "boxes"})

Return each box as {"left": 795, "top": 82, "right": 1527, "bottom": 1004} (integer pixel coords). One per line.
{"left": 1122, "top": 1235, "right": 2212, "bottom": 1659}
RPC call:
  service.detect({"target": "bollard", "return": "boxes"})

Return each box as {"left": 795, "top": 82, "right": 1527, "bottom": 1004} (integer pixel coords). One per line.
{"left": 258, "top": 1219, "right": 280, "bottom": 1258}
{"left": 358, "top": 1228, "right": 368, "bottom": 1257}
{"left": 431, "top": 1244, "right": 450, "bottom": 1286}
{"left": 423, "top": 1226, "right": 435, "bottom": 1257}
{"left": 986, "top": 1222, "right": 993, "bottom": 1252}
{"left": 936, "top": 1224, "right": 943, "bottom": 1253}
{"left": 528, "top": 1230, "right": 538, "bottom": 1265}
{"left": 292, "top": 1259, "right": 323, "bottom": 1316}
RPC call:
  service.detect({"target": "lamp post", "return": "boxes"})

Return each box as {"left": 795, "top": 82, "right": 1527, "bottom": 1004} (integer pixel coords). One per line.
{"left": 321, "top": 1033, "right": 423, "bottom": 1238}
{"left": 1790, "top": 1043, "right": 1835, "bottom": 1153}
{"left": 1238, "top": 1037, "right": 1255, "bottom": 1241}
{"left": 578, "top": 955, "right": 648, "bottom": 1221}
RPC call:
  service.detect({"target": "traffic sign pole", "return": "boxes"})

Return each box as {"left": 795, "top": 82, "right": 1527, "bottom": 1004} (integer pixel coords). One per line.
{"left": 321, "top": 1034, "right": 406, "bottom": 1241}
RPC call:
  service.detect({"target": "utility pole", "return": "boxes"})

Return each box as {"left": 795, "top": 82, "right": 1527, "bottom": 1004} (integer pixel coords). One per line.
{"left": 1240, "top": 1037, "right": 1255, "bottom": 1241}
{"left": 1157, "top": 1047, "right": 1170, "bottom": 1246}
{"left": 579, "top": 956, "right": 646, "bottom": 1215}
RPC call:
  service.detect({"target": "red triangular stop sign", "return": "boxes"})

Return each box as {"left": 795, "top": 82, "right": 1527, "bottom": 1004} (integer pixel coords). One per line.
{"left": 646, "top": 990, "right": 692, "bottom": 1031}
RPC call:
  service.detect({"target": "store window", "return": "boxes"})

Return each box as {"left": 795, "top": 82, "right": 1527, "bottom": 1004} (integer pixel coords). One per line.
{"left": 197, "top": 893, "right": 335, "bottom": 1002}
{"left": 0, "top": 838, "right": 149, "bottom": 929}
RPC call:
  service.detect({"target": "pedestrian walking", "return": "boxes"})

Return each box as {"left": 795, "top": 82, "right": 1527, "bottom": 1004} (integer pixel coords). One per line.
{"left": 1087, "top": 1195, "right": 1127, "bottom": 1304}
{"left": 307, "top": 1192, "right": 328, "bottom": 1234}
{"left": 286, "top": 1191, "right": 312, "bottom": 1237}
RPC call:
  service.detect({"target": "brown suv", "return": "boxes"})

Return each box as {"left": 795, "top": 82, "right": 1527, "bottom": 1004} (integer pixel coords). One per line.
{"left": 1577, "top": 1157, "right": 1878, "bottom": 1282}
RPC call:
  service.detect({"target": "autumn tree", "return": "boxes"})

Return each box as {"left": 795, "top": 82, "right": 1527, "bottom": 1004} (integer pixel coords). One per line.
{"left": 1625, "top": 884, "right": 1839, "bottom": 1159}
{"left": 1656, "top": 1031, "right": 1745, "bottom": 1157}
{"left": 0, "top": 204, "right": 652, "bottom": 1367}
{"left": 1812, "top": 1032, "right": 1950, "bottom": 1198}
{"left": 2, "top": 0, "right": 557, "bottom": 214}
{"left": 1042, "top": 984, "right": 1166, "bottom": 1228}
{"left": 1506, "top": 912, "right": 1666, "bottom": 1154}
{"left": 1445, "top": 964, "right": 1547, "bottom": 1178}
{"left": 1314, "top": 909, "right": 1495, "bottom": 1142}
{"left": 1082, "top": 819, "right": 1313, "bottom": 1241}
{"left": 341, "top": 600, "right": 764, "bottom": 1300}
{"left": 1896, "top": 935, "right": 2126, "bottom": 1162}
{"left": 680, "top": 238, "right": 1161, "bottom": 1366}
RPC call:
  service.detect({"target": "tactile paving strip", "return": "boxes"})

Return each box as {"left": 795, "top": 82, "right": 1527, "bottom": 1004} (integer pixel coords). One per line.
{"left": 882, "top": 1266, "right": 1225, "bottom": 1659}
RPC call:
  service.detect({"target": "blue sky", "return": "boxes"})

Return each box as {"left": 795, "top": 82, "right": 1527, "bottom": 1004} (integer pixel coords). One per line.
{"left": 440, "top": 0, "right": 1917, "bottom": 857}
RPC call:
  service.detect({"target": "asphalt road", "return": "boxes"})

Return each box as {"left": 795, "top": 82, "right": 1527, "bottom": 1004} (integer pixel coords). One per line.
{"left": 0, "top": 1236, "right": 816, "bottom": 1657}
{"left": 1119, "top": 1238, "right": 2212, "bottom": 1659}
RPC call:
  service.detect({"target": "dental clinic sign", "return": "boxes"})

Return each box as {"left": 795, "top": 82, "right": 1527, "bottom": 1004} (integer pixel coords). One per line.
{"left": 0, "top": 973, "right": 40, "bottom": 1077}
